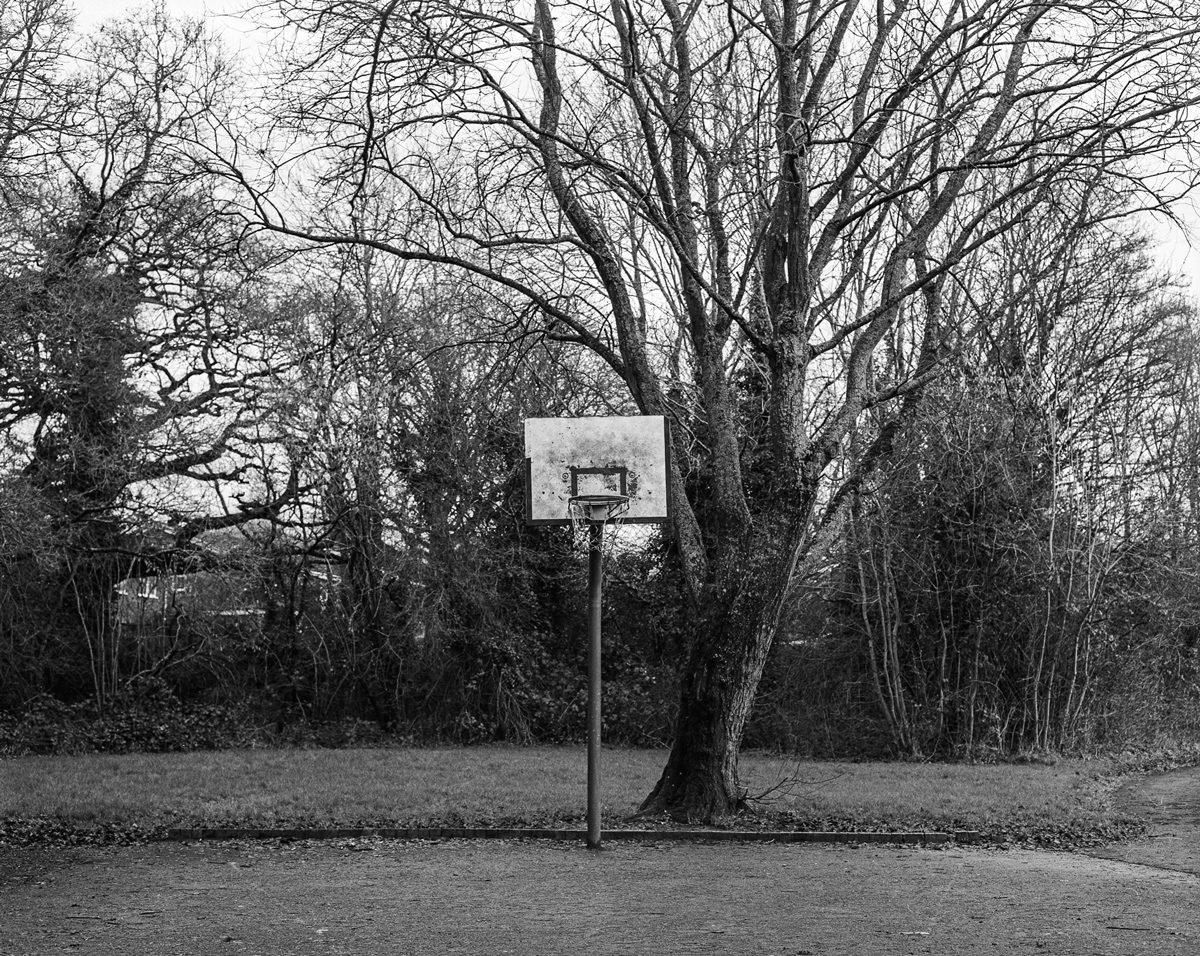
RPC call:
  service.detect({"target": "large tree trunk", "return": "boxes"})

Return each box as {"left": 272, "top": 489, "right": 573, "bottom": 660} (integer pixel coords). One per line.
{"left": 639, "top": 523, "right": 807, "bottom": 819}
{"left": 638, "top": 614, "right": 773, "bottom": 819}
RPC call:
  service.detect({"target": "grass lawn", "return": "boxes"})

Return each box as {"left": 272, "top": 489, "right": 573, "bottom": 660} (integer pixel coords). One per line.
{"left": 0, "top": 746, "right": 1139, "bottom": 844}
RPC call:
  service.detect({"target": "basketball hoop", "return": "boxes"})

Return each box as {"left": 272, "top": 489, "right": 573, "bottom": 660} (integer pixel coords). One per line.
{"left": 567, "top": 494, "right": 629, "bottom": 557}
{"left": 568, "top": 493, "right": 629, "bottom": 524}
{"left": 568, "top": 491, "right": 633, "bottom": 558}
{"left": 523, "top": 416, "right": 671, "bottom": 850}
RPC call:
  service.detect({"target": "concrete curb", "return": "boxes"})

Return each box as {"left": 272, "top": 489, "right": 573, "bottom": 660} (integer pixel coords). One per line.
{"left": 162, "top": 826, "right": 980, "bottom": 845}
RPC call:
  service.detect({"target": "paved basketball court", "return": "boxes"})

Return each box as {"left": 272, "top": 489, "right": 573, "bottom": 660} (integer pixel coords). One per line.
{"left": 2, "top": 837, "right": 1195, "bottom": 955}
{"left": 5, "top": 765, "right": 1197, "bottom": 955}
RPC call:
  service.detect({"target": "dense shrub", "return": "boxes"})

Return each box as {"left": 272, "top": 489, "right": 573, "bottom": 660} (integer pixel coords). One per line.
{"left": 740, "top": 382, "right": 1200, "bottom": 759}
{"left": 0, "top": 678, "right": 249, "bottom": 756}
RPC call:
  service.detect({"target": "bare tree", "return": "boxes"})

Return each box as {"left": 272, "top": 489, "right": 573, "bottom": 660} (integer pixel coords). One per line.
{"left": 226, "top": 0, "right": 1200, "bottom": 817}
{"left": 0, "top": 5, "right": 299, "bottom": 705}
{"left": 0, "top": 0, "right": 77, "bottom": 188}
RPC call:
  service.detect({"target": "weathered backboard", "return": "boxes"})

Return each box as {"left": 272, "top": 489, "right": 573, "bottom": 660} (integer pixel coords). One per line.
{"left": 524, "top": 416, "right": 672, "bottom": 525}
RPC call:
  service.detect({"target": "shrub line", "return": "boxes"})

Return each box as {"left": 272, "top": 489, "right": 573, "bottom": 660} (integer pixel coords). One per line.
{"left": 162, "top": 826, "right": 975, "bottom": 845}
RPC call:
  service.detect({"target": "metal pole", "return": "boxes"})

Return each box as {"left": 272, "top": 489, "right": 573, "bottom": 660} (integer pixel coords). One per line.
{"left": 586, "top": 520, "right": 603, "bottom": 850}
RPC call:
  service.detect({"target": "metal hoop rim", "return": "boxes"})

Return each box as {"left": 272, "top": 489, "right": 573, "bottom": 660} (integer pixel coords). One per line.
{"left": 568, "top": 493, "right": 630, "bottom": 505}
{"left": 568, "top": 493, "right": 630, "bottom": 525}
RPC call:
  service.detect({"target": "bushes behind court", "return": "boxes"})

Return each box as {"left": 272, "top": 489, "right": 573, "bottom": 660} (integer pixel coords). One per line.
{"left": 0, "top": 678, "right": 249, "bottom": 756}
{"left": 4, "top": 524, "right": 1199, "bottom": 759}
{"left": 0, "top": 531, "right": 687, "bottom": 755}
{"left": 4, "top": 390, "right": 1200, "bottom": 758}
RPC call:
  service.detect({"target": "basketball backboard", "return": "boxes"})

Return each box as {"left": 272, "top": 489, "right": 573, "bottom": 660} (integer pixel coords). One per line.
{"left": 524, "top": 416, "right": 672, "bottom": 525}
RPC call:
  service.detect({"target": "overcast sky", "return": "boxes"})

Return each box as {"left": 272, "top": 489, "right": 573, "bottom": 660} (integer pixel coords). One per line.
{"left": 74, "top": 0, "right": 1200, "bottom": 298}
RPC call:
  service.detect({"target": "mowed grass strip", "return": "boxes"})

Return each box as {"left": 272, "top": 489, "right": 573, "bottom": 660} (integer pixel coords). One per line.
{"left": 0, "top": 746, "right": 1131, "bottom": 841}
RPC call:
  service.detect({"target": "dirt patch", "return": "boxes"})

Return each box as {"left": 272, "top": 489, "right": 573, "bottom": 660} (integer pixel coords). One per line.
{"left": 1087, "top": 764, "right": 1200, "bottom": 877}
{"left": 1, "top": 839, "right": 1196, "bottom": 955}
